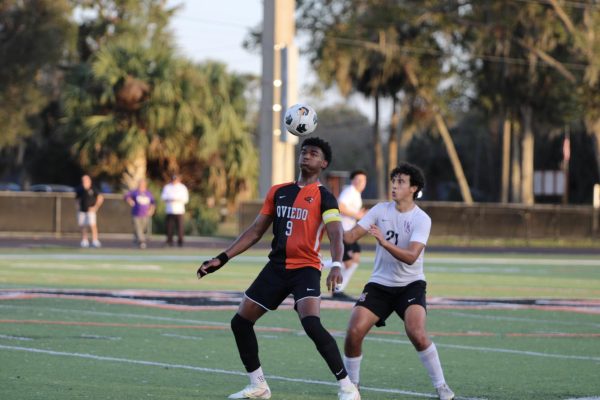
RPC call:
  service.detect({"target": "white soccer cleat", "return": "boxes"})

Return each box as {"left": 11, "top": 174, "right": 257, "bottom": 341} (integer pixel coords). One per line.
{"left": 228, "top": 383, "right": 271, "bottom": 399}
{"left": 91, "top": 240, "right": 101, "bottom": 248}
{"left": 338, "top": 383, "right": 360, "bottom": 400}
{"left": 436, "top": 383, "right": 455, "bottom": 400}
{"left": 80, "top": 239, "right": 89, "bottom": 248}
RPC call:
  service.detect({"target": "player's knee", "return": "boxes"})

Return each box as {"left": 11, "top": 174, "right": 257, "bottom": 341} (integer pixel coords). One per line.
{"left": 231, "top": 313, "right": 254, "bottom": 333}
{"left": 406, "top": 328, "right": 429, "bottom": 350}
{"left": 345, "top": 324, "right": 363, "bottom": 343}
{"left": 301, "top": 316, "right": 333, "bottom": 345}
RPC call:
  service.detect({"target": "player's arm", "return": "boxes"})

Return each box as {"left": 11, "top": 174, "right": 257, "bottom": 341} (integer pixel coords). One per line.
{"left": 94, "top": 193, "right": 104, "bottom": 210}
{"left": 368, "top": 224, "right": 425, "bottom": 265}
{"left": 323, "top": 209, "right": 344, "bottom": 291}
{"left": 197, "top": 213, "right": 273, "bottom": 278}
{"left": 343, "top": 224, "right": 368, "bottom": 244}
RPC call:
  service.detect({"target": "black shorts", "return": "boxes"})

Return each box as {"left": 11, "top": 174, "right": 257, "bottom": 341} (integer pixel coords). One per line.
{"left": 342, "top": 241, "right": 361, "bottom": 262}
{"left": 355, "top": 280, "right": 427, "bottom": 327}
{"left": 245, "top": 261, "right": 322, "bottom": 311}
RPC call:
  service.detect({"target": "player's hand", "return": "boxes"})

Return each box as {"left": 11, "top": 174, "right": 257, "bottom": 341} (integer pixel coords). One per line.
{"left": 368, "top": 224, "right": 384, "bottom": 244}
{"left": 326, "top": 266, "right": 343, "bottom": 292}
{"left": 196, "top": 258, "right": 223, "bottom": 279}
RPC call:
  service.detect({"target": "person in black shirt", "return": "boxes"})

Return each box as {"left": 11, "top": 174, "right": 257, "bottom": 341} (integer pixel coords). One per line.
{"left": 75, "top": 175, "right": 104, "bottom": 248}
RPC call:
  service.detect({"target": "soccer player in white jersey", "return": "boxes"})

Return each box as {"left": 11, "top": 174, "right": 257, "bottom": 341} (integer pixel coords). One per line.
{"left": 335, "top": 169, "right": 368, "bottom": 298}
{"left": 341, "top": 163, "right": 455, "bottom": 400}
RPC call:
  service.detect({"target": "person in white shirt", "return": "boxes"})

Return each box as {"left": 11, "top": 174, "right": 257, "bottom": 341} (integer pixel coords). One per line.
{"left": 335, "top": 170, "right": 367, "bottom": 298}
{"left": 341, "top": 163, "right": 455, "bottom": 400}
{"left": 161, "top": 174, "right": 189, "bottom": 247}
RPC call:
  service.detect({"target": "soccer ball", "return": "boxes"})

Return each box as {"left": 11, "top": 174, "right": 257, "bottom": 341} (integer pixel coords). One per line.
{"left": 284, "top": 103, "right": 318, "bottom": 137}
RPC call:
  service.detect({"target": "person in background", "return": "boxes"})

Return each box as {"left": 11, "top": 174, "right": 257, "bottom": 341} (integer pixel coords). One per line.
{"left": 161, "top": 174, "right": 189, "bottom": 247}
{"left": 124, "top": 178, "right": 156, "bottom": 249}
{"left": 76, "top": 174, "right": 104, "bottom": 248}
{"left": 334, "top": 169, "right": 368, "bottom": 299}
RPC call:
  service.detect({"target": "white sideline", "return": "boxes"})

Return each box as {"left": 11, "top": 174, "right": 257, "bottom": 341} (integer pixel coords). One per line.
{"left": 0, "top": 344, "right": 486, "bottom": 400}
{"left": 3, "top": 253, "right": 600, "bottom": 266}
{"left": 360, "top": 336, "right": 600, "bottom": 362}
{"left": 2, "top": 304, "right": 598, "bottom": 362}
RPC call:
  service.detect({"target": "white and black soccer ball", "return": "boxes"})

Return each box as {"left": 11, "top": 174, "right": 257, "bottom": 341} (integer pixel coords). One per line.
{"left": 284, "top": 103, "right": 318, "bottom": 137}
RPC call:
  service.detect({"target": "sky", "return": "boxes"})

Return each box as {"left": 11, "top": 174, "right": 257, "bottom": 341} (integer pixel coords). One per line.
{"left": 168, "top": 0, "right": 263, "bottom": 76}
{"left": 166, "top": 0, "right": 383, "bottom": 124}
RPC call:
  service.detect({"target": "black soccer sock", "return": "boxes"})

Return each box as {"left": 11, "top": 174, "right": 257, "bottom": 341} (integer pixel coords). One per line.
{"left": 231, "top": 313, "right": 261, "bottom": 372}
{"left": 301, "top": 316, "right": 348, "bottom": 380}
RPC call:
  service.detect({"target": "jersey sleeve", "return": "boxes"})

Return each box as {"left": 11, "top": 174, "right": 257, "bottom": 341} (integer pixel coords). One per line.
{"left": 357, "top": 202, "right": 382, "bottom": 230}
{"left": 320, "top": 188, "right": 341, "bottom": 224}
{"left": 410, "top": 211, "right": 432, "bottom": 245}
{"left": 259, "top": 185, "right": 277, "bottom": 216}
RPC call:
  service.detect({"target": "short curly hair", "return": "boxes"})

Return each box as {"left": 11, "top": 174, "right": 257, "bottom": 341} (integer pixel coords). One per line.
{"left": 301, "top": 137, "right": 332, "bottom": 166}
{"left": 390, "top": 163, "right": 425, "bottom": 200}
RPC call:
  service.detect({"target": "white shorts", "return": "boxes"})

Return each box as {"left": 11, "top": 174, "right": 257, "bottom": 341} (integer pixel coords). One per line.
{"left": 77, "top": 211, "right": 97, "bottom": 227}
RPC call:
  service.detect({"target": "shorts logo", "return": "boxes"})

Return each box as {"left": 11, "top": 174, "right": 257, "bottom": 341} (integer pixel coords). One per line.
{"left": 358, "top": 292, "right": 367, "bottom": 302}
{"left": 306, "top": 288, "right": 316, "bottom": 292}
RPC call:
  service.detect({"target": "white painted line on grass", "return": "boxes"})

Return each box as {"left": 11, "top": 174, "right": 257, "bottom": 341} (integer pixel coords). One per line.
{"left": 0, "top": 334, "right": 32, "bottom": 341}
{"left": 361, "top": 336, "right": 600, "bottom": 362}
{"left": 438, "top": 310, "right": 600, "bottom": 328}
{"left": 0, "top": 304, "right": 230, "bottom": 327}
{"left": 0, "top": 344, "right": 486, "bottom": 400}
{"left": 3, "top": 304, "right": 598, "bottom": 362}
{"left": 161, "top": 333, "right": 203, "bottom": 341}
{"left": 3, "top": 253, "right": 600, "bottom": 266}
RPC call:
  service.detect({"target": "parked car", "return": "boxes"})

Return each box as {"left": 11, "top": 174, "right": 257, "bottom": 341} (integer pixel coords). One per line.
{"left": 29, "top": 184, "right": 75, "bottom": 193}
{"left": 0, "top": 182, "right": 21, "bottom": 191}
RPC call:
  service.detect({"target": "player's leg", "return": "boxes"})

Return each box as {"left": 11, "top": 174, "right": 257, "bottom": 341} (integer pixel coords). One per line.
{"left": 176, "top": 214, "right": 184, "bottom": 246}
{"left": 78, "top": 212, "right": 89, "bottom": 247}
{"left": 89, "top": 212, "right": 100, "bottom": 247}
{"left": 229, "top": 263, "right": 288, "bottom": 399}
{"left": 404, "top": 303, "right": 454, "bottom": 400}
{"left": 343, "top": 305, "right": 378, "bottom": 386}
{"left": 165, "top": 214, "right": 174, "bottom": 245}
{"left": 293, "top": 268, "right": 359, "bottom": 399}
{"left": 337, "top": 243, "right": 361, "bottom": 293}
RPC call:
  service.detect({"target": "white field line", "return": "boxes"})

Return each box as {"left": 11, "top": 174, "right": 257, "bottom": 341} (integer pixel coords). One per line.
{"left": 160, "top": 333, "right": 203, "bottom": 341}
{"left": 0, "top": 344, "right": 486, "bottom": 400}
{"left": 0, "top": 334, "right": 33, "bottom": 341}
{"left": 0, "top": 304, "right": 230, "bottom": 326}
{"left": 357, "top": 336, "right": 600, "bottom": 362}
{"left": 438, "top": 310, "right": 600, "bottom": 329}
{"left": 2, "top": 304, "right": 598, "bottom": 362}
{"left": 2, "top": 253, "right": 600, "bottom": 267}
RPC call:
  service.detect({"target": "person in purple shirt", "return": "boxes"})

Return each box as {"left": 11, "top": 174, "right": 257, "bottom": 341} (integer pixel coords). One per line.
{"left": 124, "top": 179, "right": 156, "bottom": 248}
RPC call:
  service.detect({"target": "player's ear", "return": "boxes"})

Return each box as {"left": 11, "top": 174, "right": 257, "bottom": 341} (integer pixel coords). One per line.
{"left": 321, "top": 159, "right": 329, "bottom": 169}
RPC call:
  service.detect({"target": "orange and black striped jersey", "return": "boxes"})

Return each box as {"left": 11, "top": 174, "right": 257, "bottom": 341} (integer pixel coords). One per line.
{"left": 260, "top": 181, "right": 342, "bottom": 270}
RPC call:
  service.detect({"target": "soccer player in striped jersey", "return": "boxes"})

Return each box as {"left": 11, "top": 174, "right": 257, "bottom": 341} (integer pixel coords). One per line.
{"left": 341, "top": 163, "right": 455, "bottom": 400}
{"left": 197, "top": 137, "right": 360, "bottom": 400}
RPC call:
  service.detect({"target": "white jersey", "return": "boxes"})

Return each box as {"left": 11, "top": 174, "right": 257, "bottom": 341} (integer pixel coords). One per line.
{"left": 357, "top": 202, "right": 431, "bottom": 287}
{"left": 338, "top": 184, "right": 363, "bottom": 231}
{"left": 161, "top": 182, "right": 189, "bottom": 215}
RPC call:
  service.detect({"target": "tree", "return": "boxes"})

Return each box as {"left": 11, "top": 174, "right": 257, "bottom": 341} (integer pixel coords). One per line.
{"left": 547, "top": 0, "right": 600, "bottom": 184}
{"left": 0, "top": 0, "right": 74, "bottom": 180}
{"left": 460, "top": 1, "right": 577, "bottom": 204}
{"left": 298, "top": 0, "right": 473, "bottom": 202}
{"left": 62, "top": 0, "right": 258, "bottom": 207}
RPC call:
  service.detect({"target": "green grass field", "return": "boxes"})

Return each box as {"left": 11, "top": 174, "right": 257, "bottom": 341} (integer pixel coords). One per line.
{"left": 1, "top": 248, "right": 599, "bottom": 400}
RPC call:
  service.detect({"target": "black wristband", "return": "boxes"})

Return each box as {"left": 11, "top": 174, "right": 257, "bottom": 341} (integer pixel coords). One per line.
{"left": 216, "top": 252, "right": 229, "bottom": 266}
